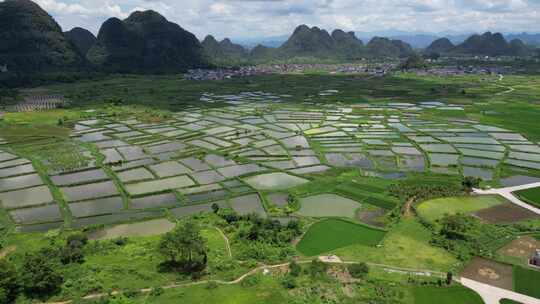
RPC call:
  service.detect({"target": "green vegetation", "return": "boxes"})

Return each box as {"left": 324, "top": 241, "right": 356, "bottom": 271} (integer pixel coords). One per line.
{"left": 131, "top": 276, "right": 287, "bottom": 304}
{"left": 500, "top": 299, "right": 523, "bottom": 304}
{"left": 514, "top": 187, "right": 540, "bottom": 208}
{"left": 513, "top": 266, "right": 540, "bottom": 299}
{"left": 216, "top": 210, "right": 302, "bottom": 262}
{"left": 158, "top": 221, "right": 208, "bottom": 275}
{"left": 297, "top": 219, "right": 386, "bottom": 256}
{"left": 417, "top": 196, "right": 506, "bottom": 223}
{"left": 432, "top": 214, "right": 517, "bottom": 260}
{"left": 335, "top": 218, "right": 458, "bottom": 271}
{"left": 411, "top": 285, "right": 484, "bottom": 304}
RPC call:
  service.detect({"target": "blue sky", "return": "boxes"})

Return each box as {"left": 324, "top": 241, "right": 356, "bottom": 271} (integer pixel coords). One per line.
{"left": 23, "top": 0, "right": 540, "bottom": 39}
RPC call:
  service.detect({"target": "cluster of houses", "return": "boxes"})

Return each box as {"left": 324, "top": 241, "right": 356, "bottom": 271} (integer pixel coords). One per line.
{"left": 185, "top": 67, "right": 271, "bottom": 80}
{"left": 185, "top": 62, "right": 397, "bottom": 81}
{"left": 413, "top": 66, "right": 511, "bottom": 77}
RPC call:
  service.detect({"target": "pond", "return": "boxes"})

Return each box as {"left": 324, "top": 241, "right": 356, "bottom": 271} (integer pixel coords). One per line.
{"left": 0, "top": 185, "right": 54, "bottom": 209}
{"left": 244, "top": 172, "right": 309, "bottom": 190}
{"left": 126, "top": 175, "right": 195, "bottom": 196}
{"left": 229, "top": 194, "right": 267, "bottom": 218}
{"left": 9, "top": 204, "right": 62, "bottom": 224}
{"left": 297, "top": 194, "right": 361, "bottom": 218}
{"left": 61, "top": 181, "right": 118, "bottom": 202}
{"left": 69, "top": 197, "right": 124, "bottom": 218}
{"left": 88, "top": 218, "right": 176, "bottom": 240}
{"left": 51, "top": 169, "right": 108, "bottom": 186}
{"left": 0, "top": 173, "right": 43, "bottom": 192}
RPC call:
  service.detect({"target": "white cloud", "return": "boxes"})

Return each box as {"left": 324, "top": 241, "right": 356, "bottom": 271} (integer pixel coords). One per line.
{"left": 17, "top": 0, "right": 540, "bottom": 39}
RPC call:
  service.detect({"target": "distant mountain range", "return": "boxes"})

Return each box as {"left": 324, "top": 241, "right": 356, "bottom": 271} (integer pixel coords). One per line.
{"left": 204, "top": 25, "right": 415, "bottom": 62}
{"left": 425, "top": 32, "right": 532, "bottom": 57}
{"left": 0, "top": 0, "right": 538, "bottom": 78}
{"left": 237, "top": 32, "right": 540, "bottom": 49}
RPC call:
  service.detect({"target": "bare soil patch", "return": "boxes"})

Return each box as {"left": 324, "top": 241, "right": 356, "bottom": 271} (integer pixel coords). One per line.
{"left": 357, "top": 208, "right": 387, "bottom": 228}
{"left": 0, "top": 245, "right": 16, "bottom": 259}
{"left": 461, "top": 257, "right": 513, "bottom": 290}
{"left": 498, "top": 236, "right": 540, "bottom": 262}
{"left": 473, "top": 203, "right": 539, "bottom": 224}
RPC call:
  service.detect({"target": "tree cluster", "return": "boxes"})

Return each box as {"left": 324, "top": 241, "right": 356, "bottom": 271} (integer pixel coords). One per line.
{"left": 431, "top": 213, "right": 517, "bottom": 260}
{"left": 158, "top": 220, "right": 208, "bottom": 274}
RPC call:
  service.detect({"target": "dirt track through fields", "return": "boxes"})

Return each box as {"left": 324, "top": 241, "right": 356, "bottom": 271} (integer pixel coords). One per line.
{"left": 43, "top": 259, "right": 445, "bottom": 304}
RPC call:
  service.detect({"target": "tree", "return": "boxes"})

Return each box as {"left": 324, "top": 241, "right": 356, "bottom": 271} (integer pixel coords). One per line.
{"left": 462, "top": 176, "right": 481, "bottom": 193}
{"left": 211, "top": 203, "right": 220, "bottom": 214}
{"left": 158, "top": 221, "right": 208, "bottom": 272}
{"left": 289, "top": 260, "right": 301, "bottom": 277}
{"left": 21, "top": 248, "right": 63, "bottom": 298}
{"left": 348, "top": 263, "right": 369, "bottom": 279}
{"left": 401, "top": 53, "right": 427, "bottom": 70}
{"left": 446, "top": 272, "right": 453, "bottom": 285}
{"left": 309, "top": 259, "right": 328, "bottom": 278}
{"left": 0, "top": 260, "right": 19, "bottom": 303}
{"left": 60, "top": 233, "right": 88, "bottom": 264}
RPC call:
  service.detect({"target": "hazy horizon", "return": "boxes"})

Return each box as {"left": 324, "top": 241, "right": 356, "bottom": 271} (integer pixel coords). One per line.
{"left": 7, "top": 0, "right": 540, "bottom": 40}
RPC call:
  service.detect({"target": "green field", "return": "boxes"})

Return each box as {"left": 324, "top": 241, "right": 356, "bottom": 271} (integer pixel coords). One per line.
{"left": 417, "top": 195, "right": 506, "bottom": 222}
{"left": 513, "top": 266, "right": 540, "bottom": 299}
{"left": 412, "top": 286, "right": 484, "bottom": 304}
{"left": 500, "top": 299, "right": 523, "bottom": 304}
{"left": 514, "top": 187, "right": 540, "bottom": 208}
{"left": 334, "top": 218, "right": 458, "bottom": 271}
{"left": 296, "top": 218, "right": 386, "bottom": 256}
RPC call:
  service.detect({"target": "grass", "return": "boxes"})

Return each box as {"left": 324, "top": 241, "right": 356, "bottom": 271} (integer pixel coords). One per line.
{"left": 411, "top": 285, "right": 484, "bottom": 304}
{"left": 416, "top": 195, "right": 506, "bottom": 223}
{"left": 334, "top": 218, "right": 459, "bottom": 271}
{"left": 514, "top": 187, "right": 540, "bottom": 208}
{"left": 296, "top": 218, "right": 386, "bottom": 256}
{"left": 132, "top": 275, "right": 286, "bottom": 304}
{"left": 500, "top": 299, "right": 523, "bottom": 304}
{"left": 513, "top": 266, "right": 540, "bottom": 299}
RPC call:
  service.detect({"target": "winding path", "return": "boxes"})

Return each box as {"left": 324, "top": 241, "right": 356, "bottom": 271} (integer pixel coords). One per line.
{"left": 43, "top": 260, "right": 445, "bottom": 304}
{"left": 214, "top": 227, "right": 232, "bottom": 258}
{"left": 473, "top": 182, "right": 540, "bottom": 215}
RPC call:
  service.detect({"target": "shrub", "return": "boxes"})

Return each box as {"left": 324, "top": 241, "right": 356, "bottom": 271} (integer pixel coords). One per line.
{"left": 241, "top": 274, "right": 261, "bottom": 287}
{"left": 309, "top": 259, "right": 328, "bottom": 278}
{"left": 289, "top": 261, "right": 302, "bottom": 277}
{"left": 21, "top": 247, "right": 63, "bottom": 298}
{"left": 348, "top": 263, "right": 369, "bottom": 279}
{"left": 0, "top": 260, "right": 19, "bottom": 303}
{"left": 281, "top": 275, "right": 297, "bottom": 289}
{"left": 205, "top": 281, "right": 219, "bottom": 290}
{"left": 149, "top": 287, "right": 164, "bottom": 297}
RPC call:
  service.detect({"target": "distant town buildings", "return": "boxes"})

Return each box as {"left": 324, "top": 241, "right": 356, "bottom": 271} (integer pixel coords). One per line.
{"left": 185, "top": 62, "right": 397, "bottom": 81}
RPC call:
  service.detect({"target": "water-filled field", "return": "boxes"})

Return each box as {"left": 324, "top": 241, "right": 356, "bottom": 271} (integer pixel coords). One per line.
{"left": 297, "top": 194, "right": 362, "bottom": 218}
{"left": 88, "top": 218, "right": 176, "bottom": 240}
{"left": 3, "top": 90, "right": 540, "bottom": 229}
{"left": 244, "top": 173, "right": 309, "bottom": 190}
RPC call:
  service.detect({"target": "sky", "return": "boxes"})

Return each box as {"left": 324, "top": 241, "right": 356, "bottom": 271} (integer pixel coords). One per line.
{"left": 21, "top": 0, "right": 540, "bottom": 39}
